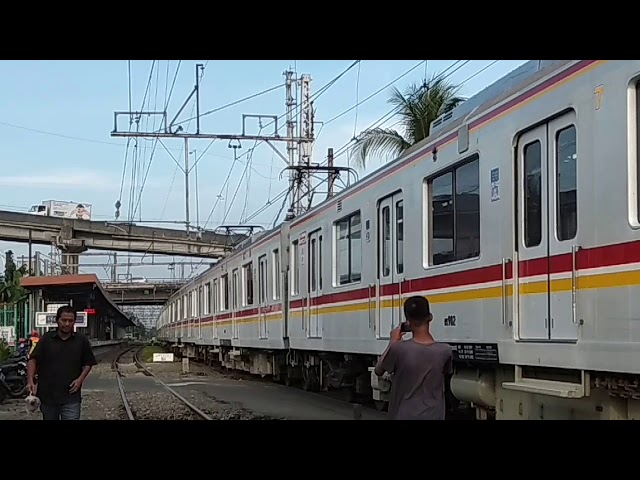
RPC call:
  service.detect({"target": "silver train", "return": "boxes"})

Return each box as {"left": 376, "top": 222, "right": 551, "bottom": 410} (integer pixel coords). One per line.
{"left": 157, "top": 60, "right": 640, "bottom": 420}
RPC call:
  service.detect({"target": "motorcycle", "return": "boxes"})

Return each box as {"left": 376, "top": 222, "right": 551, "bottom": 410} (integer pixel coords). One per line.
{"left": 0, "top": 357, "right": 28, "bottom": 404}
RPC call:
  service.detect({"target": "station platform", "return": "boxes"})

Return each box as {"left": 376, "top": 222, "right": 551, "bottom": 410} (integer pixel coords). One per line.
{"left": 20, "top": 273, "right": 138, "bottom": 341}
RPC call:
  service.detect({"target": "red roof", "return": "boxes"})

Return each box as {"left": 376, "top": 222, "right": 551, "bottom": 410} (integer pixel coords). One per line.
{"left": 21, "top": 273, "right": 100, "bottom": 288}
{"left": 19, "top": 274, "right": 135, "bottom": 327}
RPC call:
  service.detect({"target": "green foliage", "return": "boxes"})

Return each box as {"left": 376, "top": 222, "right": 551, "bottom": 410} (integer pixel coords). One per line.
{"left": 0, "top": 250, "right": 29, "bottom": 305}
{"left": 141, "top": 345, "right": 168, "bottom": 363}
{"left": 349, "top": 73, "right": 466, "bottom": 169}
{"left": 0, "top": 339, "right": 10, "bottom": 362}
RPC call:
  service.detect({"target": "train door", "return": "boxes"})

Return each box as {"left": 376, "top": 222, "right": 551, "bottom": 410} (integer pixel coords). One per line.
{"left": 258, "top": 255, "right": 268, "bottom": 339}
{"left": 516, "top": 111, "right": 578, "bottom": 342}
{"left": 232, "top": 268, "right": 239, "bottom": 339}
{"left": 376, "top": 192, "right": 404, "bottom": 339}
{"left": 307, "top": 230, "right": 322, "bottom": 338}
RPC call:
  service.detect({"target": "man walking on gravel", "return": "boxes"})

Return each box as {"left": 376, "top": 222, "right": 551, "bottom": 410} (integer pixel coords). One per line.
{"left": 374, "top": 296, "right": 453, "bottom": 420}
{"left": 27, "top": 305, "right": 98, "bottom": 420}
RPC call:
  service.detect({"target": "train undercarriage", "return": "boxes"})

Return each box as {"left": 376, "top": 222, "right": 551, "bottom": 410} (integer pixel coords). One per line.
{"left": 161, "top": 339, "right": 640, "bottom": 420}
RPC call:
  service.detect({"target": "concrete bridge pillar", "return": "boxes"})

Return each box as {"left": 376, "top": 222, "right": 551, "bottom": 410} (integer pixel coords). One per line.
{"left": 56, "top": 224, "right": 87, "bottom": 274}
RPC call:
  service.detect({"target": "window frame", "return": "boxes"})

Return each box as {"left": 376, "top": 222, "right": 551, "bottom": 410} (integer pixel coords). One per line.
{"left": 333, "top": 209, "right": 362, "bottom": 286}
{"left": 424, "top": 153, "right": 481, "bottom": 267}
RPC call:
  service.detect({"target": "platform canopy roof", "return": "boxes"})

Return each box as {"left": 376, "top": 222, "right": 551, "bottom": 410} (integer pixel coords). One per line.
{"left": 20, "top": 274, "right": 137, "bottom": 328}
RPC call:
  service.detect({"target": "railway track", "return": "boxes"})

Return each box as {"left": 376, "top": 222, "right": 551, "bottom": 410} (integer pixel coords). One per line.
{"left": 113, "top": 346, "right": 212, "bottom": 421}
{"left": 184, "top": 354, "right": 381, "bottom": 413}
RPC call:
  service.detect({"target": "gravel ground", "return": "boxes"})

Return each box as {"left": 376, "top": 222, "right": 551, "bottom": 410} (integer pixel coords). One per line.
{"left": 125, "top": 388, "right": 279, "bottom": 420}
{"left": 0, "top": 357, "right": 128, "bottom": 420}
{"left": 124, "top": 351, "right": 282, "bottom": 420}
{"left": 0, "top": 388, "right": 126, "bottom": 420}
{"left": 0, "top": 346, "right": 283, "bottom": 420}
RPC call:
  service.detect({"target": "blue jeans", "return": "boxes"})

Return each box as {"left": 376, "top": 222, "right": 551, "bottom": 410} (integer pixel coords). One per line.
{"left": 40, "top": 402, "right": 81, "bottom": 420}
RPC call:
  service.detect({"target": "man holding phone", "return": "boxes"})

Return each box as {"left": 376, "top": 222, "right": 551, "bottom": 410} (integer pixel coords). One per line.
{"left": 374, "top": 295, "right": 453, "bottom": 420}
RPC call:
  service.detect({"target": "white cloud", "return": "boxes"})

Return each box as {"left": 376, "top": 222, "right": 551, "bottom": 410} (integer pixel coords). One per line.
{"left": 0, "top": 170, "right": 172, "bottom": 191}
{"left": 0, "top": 171, "right": 121, "bottom": 189}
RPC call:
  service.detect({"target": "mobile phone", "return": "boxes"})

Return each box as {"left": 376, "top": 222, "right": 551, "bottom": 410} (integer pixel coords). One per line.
{"left": 400, "top": 322, "right": 411, "bottom": 333}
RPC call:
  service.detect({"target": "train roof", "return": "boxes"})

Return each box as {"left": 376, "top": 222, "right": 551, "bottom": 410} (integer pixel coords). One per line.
{"left": 285, "top": 60, "right": 574, "bottom": 224}
{"left": 166, "top": 60, "right": 578, "bottom": 301}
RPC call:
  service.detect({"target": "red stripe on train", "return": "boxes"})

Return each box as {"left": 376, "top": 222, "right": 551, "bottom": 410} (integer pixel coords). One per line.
{"left": 172, "top": 238, "right": 640, "bottom": 326}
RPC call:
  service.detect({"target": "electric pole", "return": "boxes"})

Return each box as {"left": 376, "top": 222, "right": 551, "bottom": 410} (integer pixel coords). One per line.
{"left": 111, "top": 63, "right": 317, "bottom": 229}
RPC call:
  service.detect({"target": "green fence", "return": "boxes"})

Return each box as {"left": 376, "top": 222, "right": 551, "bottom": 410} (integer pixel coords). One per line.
{"left": 0, "top": 301, "right": 30, "bottom": 346}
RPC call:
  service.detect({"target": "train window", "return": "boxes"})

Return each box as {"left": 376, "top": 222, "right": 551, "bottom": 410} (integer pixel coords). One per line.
{"left": 382, "top": 206, "right": 391, "bottom": 276}
{"left": 430, "top": 171, "right": 453, "bottom": 265}
{"left": 310, "top": 237, "right": 317, "bottom": 292}
{"left": 198, "top": 286, "right": 203, "bottom": 316}
{"left": 183, "top": 294, "right": 187, "bottom": 318}
{"left": 636, "top": 80, "right": 640, "bottom": 223}
{"left": 396, "top": 200, "right": 404, "bottom": 274}
{"left": 213, "top": 279, "right": 218, "bottom": 313}
{"left": 319, "top": 235, "right": 323, "bottom": 290}
{"left": 243, "top": 262, "right": 254, "bottom": 307}
{"left": 232, "top": 269, "right": 239, "bottom": 309}
{"left": 258, "top": 255, "right": 267, "bottom": 304}
{"left": 556, "top": 125, "right": 577, "bottom": 241}
{"left": 204, "top": 283, "right": 211, "bottom": 315}
{"left": 335, "top": 210, "right": 362, "bottom": 285}
{"left": 428, "top": 156, "right": 480, "bottom": 265}
{"left": 221, "top": 275, "right": 229, "bottom": 311}
{"left": 291, "top": 241, "right": 300, "bottom": 295}
{"left": 272, "top": 249, "right": 281, "bottom": 300}
{"left": 524, "top": 141, "right": 542, "bottom": 247}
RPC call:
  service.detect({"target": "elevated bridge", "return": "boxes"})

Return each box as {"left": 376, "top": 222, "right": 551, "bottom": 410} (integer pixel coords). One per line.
{"left": 103, "top": 280, "right": 185, "bottom": 306}
{"left": 0, "top": 210, "right": 247, "bottom": 259}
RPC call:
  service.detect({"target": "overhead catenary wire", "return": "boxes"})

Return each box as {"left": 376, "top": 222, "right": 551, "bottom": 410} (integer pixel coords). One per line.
{"left": 172, "top": 82, "right": 285, "bottom": 128}
{"left": 13, "top": 59, "right": 500, "bottom": 276}
{"left": 333, "top": 60, "right": 500, "bottom": 188}
{"left": 224, "top": 60, "right": 363, "bottom": 165}
{"left": 135, "top": 60, "right": 504, "bottom": 282}
{"left": 196, "top": 60, "right": 471, "bottom": 241}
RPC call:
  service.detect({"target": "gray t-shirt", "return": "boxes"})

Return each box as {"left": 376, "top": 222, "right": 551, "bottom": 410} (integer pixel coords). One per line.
{"left": 380, "top": 340, "right": 453, "bottom": 420}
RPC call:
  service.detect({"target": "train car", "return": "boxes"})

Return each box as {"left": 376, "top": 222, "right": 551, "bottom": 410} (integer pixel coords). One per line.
{"left": 157, "top": 60, "right": 640, "bottom": 420}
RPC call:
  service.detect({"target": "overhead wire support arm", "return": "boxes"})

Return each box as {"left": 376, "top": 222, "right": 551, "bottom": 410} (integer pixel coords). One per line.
{"left": 280, "top": 164, "right": 358, "bottom": 181}
{"left": 112, "top": 111, "right": 168, "bottom": 134}
{"left": 242, "top": 114, "right": 280, "bottom": 137}
{"left": 110, "top": 62, "right": 318, "bottom": 236}
{"left": 110, "top": 131, "right": 312, "bottom": 142}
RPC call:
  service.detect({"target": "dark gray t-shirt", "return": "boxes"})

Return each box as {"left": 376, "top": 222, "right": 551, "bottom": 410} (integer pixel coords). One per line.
{"left": 380, "top": 340, "right": 453, "bottom": 420}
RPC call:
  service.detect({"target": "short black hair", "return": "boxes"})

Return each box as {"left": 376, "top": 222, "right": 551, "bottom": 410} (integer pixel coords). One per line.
{"left": 56, "top": 305, "right": 76, "bottom": 321}
{"left": 403, "top": 296, "right": 431, "bottom": 323}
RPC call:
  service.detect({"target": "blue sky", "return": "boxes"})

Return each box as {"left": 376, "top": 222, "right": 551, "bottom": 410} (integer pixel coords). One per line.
{"left": 0, "top": 59, "right": 526, "bottom": 281}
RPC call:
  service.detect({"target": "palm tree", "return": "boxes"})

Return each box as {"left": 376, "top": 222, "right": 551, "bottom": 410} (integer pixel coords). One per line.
{"left": 349, "top": 73, "right": 466, "bottom": 169}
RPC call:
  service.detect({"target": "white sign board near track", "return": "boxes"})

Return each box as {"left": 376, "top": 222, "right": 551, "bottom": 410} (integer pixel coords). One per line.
{"left": 0, "top": 327, "right": 15, "bottom": 347}
{"left": 153, "top": 353, "right": 174, "bottom": 362}
{"left": 35, "top": 311, "right": 87, "bottom": 328}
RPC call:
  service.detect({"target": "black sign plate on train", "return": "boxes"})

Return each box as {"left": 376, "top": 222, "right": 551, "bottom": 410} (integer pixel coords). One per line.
{"left": 448, "top": 343, "right": 499, "bottom": 363}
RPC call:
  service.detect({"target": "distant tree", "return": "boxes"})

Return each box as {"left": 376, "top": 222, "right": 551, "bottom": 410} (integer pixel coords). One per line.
{"left": 0, "top": 251, "right": 29, "bottom": 304}
{"left": 349, "top": 74, "right": 466, "bottom": 169}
